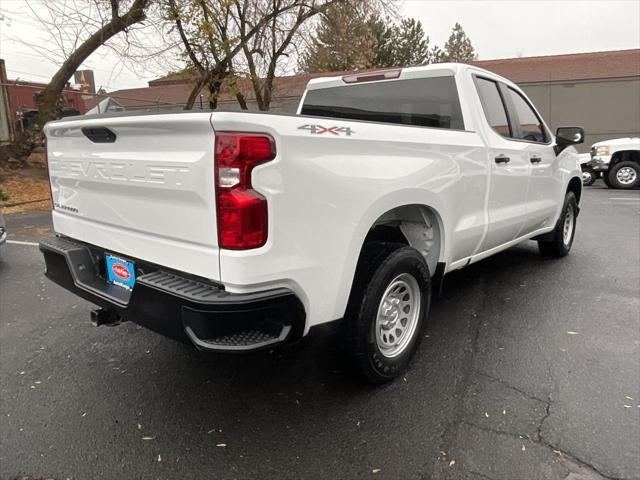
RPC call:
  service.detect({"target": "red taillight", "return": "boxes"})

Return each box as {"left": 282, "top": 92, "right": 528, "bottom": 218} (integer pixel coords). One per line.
{"left": 215, "top": 133, "right": 275, "bottom": 250}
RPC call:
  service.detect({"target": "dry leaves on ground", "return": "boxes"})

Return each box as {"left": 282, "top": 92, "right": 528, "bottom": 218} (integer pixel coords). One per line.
{"left": 0, "top": 167, "right": 52, "bottom": 214}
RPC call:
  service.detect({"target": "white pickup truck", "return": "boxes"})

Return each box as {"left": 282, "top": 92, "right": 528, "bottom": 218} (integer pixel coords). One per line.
{"left": 584, "top": 137, "right": 640, "bottom": 189}
{"left": 40, "top": 64, "right": 584, "bottom": 383}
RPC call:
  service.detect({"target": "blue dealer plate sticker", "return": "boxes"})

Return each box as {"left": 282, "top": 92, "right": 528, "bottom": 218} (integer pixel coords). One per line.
{"left": 105, "top": 254, "right": 136, "bottom": 290}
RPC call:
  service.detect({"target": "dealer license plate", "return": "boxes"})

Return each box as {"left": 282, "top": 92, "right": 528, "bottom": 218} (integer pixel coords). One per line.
{"left": 105, "top": 254, "right": 136, "bottom": 290}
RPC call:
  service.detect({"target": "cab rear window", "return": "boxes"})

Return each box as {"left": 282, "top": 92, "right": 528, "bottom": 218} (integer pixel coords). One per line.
{"left": 301, "top": 76, "right": 465, "bottom": 130}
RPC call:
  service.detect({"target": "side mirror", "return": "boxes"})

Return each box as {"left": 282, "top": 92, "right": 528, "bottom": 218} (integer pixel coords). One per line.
{"left": 555, "top": 127, "right": 585, "bottom": 154}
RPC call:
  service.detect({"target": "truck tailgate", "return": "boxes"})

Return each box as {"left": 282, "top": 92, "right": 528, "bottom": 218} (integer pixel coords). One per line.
{"left": 44, "top": 113, "right": 220, "bottom": 281}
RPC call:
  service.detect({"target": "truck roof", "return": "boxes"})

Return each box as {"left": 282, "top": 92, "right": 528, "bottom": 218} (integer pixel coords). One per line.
{"left": 305, "top": 63, "right": 516, "bottom": 91}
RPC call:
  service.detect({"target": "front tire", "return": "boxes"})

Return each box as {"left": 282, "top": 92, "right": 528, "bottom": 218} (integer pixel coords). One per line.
{"left": 608, "top": 161, "right": 640, "bottom": 189}
{"left": 581, "top": 168, "right": 596, "bottom": 186}
{"left": 538, "top": 192, "right": 578, "bottom": 258}
{"left": 344, "top": 243, "right": 431, "bottom": 383}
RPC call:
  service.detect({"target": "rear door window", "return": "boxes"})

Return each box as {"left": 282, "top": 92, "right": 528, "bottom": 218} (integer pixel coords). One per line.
{"left": 301, "top": 76, "right": 465, "bottom": 130}
{"left": 474, "top": 77, "right": 511, "bottom": 139}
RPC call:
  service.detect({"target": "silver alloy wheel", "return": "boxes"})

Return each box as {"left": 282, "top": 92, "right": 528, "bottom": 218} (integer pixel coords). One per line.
{"left": 375, "top": 273, "right": 421, "bottom": 358}
{"left": 616, "top": 166, "right": 638, "bottom": 185}
{"left": 563, "top": 205, "right": 575, "bottom": 246}
{"left": 582, "top": 171, "right": 593, "bottom": 184}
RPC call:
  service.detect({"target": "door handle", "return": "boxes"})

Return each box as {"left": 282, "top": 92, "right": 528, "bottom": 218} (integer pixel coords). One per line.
{"left": 530, "top": 156, "right": 542, "bottom": 164}
{"left": 495, "top": 154, "right": 510, "bottom": 164}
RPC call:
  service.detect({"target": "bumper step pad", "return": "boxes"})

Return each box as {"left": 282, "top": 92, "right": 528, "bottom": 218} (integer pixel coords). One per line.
{"left": 137, "top": 270, "right": 223, "bottom": 303}
{"left": 184, "top": 322, "right": 291, "bottom": 352}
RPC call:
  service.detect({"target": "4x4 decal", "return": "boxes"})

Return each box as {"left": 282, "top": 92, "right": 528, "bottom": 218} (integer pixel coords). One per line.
{"left": 298, "top": 124, "right": 355, "bottom": 136}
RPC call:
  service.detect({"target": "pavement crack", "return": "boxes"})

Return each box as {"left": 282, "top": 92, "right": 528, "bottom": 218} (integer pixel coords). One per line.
{"left": 463, "top": 416, "right": 622, "bottom": 480}
{"left": 538, "top": 438, "right": 623, "bottom": 480}
{"left": 536, "top": 396, "right": 551, "bottom": 442}
{"left": 474, "top": 370, "right": 547, "bottom": 403}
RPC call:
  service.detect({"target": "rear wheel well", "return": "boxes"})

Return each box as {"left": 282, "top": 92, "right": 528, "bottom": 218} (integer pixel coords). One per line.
{"left": 567, "top": 177, "right": 582, "bottom": 204}
{"left": 362, "top": 205, "right": 442, "bottom": 276}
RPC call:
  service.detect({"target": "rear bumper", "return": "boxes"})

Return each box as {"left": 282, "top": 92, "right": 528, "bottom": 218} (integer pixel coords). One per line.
{"left": 39, "top": 236, "right": 305, "bottom": 352}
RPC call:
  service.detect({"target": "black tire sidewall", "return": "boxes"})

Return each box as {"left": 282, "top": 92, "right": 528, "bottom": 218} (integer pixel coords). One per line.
{"left": 558, "top": 192, "right": 578, "bottom": 255}
{"left": 609, "top": 161, "right": 640, "bottom": 189}
{"left": 582, "top": 169, "right": 596, "bottom": 186}
{"left": 352, "top": 247, "right": 431, "bottom": 382}
{"left": 538, "top": 191, "right": 578, "bottom": 257}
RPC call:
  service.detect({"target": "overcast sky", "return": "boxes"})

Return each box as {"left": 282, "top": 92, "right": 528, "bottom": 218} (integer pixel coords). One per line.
{"left": 0, "top": 0, "right": 639, "bottom": 92}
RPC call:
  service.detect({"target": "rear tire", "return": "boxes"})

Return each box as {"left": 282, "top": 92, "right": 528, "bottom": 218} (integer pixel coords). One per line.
{"left": 538, "top": 192, "right": 578, "bottom": 258}
{"left": 608, "top": 161, "right": 640, "bottom": 189}
{"left": 344, "top": 242, "right": 431, "bottom": 384}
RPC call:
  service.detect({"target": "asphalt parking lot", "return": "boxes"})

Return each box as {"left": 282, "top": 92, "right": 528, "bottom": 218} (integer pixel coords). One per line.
{"left": 1, "top": 185, "right": 639, "bottom": 480}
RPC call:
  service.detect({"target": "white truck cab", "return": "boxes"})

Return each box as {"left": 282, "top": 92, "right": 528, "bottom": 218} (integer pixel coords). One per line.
{"left": 40, "top": 64, "right": 584, "bottom": 383}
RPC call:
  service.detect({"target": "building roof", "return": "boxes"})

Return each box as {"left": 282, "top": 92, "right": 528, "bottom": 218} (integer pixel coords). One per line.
{"left": 84, "top": 83, "right": 197, "bottom": 110}
{"left": 469, "top": 49, "right": 640, "bottom": 83}
{"left": 96, "top": 49, "right": 640, "bottom": 111}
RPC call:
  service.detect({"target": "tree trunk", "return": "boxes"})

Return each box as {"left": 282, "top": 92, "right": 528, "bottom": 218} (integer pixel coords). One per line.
{"left": 234, "top": 90, "right": 249, "bottom": 110}
{"left": 37, "top": 0, "right": 148, "bottom": 126}
{"left": 184, "top": 76, "right": 207, "bottom": 110}
{"left": 208, "top": 79, "right": 223, "bottom": 110}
